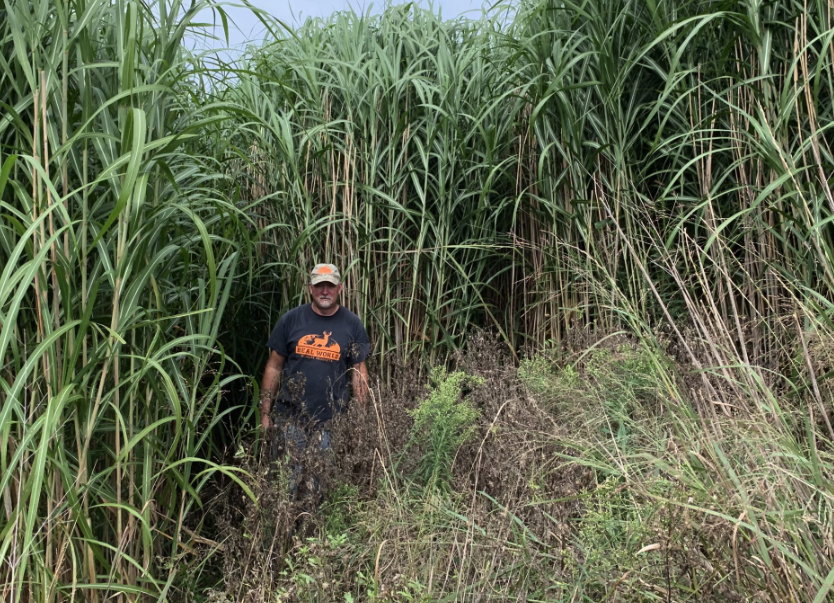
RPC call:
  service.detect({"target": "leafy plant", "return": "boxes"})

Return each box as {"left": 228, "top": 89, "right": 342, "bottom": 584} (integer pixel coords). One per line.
{"left": 406, "top": 368, "right": 482, "bottom": 494}
{"left": 5, "top": 0, "right": 834, "bottom": 600}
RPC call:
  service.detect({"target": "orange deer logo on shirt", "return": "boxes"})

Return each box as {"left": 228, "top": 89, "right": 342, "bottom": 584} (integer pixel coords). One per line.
{"left": 303, "top": 331, "right": 332, "bottom": 347}
{"left": 297, "top": 331, "right": 341, "bottom": 361}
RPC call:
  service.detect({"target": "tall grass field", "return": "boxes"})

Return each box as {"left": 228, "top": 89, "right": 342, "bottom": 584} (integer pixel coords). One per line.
{"left": 1, "top": 0, "right": 833, "bottom": 601}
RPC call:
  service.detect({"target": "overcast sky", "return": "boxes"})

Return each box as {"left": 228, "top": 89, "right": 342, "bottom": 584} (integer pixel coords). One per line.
{"left": 189, "top": 0, "right": 489, "bottom": 53}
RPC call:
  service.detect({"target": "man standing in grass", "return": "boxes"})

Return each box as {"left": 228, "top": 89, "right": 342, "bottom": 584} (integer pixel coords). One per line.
{"left": 258, "top": 264, "right": 370, "bottom": 476}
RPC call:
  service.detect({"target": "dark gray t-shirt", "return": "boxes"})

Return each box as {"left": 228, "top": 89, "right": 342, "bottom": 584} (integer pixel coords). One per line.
{"left": 267, "top": 304, "right": 370, "bottom": 423}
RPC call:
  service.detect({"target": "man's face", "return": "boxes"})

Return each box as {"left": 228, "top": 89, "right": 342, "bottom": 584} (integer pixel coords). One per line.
{"left": 309, "top": 281, "right": 342, "bottom": 312}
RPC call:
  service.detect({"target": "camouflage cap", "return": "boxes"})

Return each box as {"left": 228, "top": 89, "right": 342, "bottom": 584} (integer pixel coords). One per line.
{"left": 310, "top": 263, "right": 341, "bottom": 285}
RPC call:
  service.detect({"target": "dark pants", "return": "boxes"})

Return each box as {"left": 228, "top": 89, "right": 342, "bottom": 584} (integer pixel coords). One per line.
{"left": 271, "top": 415, "right": 332, "bottom": 500}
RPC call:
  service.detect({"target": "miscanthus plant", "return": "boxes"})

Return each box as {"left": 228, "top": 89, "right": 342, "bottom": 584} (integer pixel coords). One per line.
{"left": 206, "top": 1, "right": 834, "bottom": 599}
{"left": 3, "top": 0, "right": 834, "bottom": 600}
{"left": 0, "top": 1, "right": 255, "bottom": 601}
{"left": 213, "top": 0, "right": 834, "bottom": 388}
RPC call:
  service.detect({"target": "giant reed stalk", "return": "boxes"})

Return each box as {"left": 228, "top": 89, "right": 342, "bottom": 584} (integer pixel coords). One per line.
{"left": 2, "top": 0, "right": 833, "bottom": 599}
{"left": 0, "top": 1, "right": 254, "bottom": 600}
{"left": 213, "top": 0, "right": 833, "bottom": 377}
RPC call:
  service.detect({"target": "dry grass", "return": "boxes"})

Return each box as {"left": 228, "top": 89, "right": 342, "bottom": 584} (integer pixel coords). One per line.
{"left": 206, "top": 331, "right": 834, "bottom": 602}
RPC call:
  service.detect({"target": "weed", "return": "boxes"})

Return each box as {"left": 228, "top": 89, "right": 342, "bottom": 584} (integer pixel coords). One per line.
{"left": 322, "top": 484, "right": 362, "bottom": 536}
{"left": 405, "top": 367, "right": 483, "bottom": 494}
{"left": 210, "top": 333, "right": 834, "bottom": 602}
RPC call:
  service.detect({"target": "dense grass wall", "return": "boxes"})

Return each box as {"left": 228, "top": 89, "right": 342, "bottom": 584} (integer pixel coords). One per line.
{"left": 217, "top": 0, "right": 834, "bottom": 375}
{"left": 1, "top": 0, "right": 832, "bottom": 600}
{"left": 0, "top": 1, "right": 254, "bottom": 600}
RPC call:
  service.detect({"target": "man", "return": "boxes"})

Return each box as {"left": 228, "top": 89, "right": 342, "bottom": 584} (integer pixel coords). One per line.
{"left": 259, "top": 263, "right": 370, "bottom": 446}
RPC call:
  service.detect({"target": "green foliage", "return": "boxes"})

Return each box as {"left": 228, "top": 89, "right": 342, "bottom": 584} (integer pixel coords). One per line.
{"left": 518, "top": 342, "right": 577, "bottom": 398}
{"left": 322, "top": 483, "right": 362, "bottom": 536}
{"left": 519, "top": 335, "right": 834, "bottom": 602}
{"left": 520, "top": 341, "right": 670, "bottom": 447}
{"left": 0, "top": 1, "right": 254, "bottom": 600}
{"left": 407, "top": 368, "right": 482, "bottom": 494}
{"left": 5, "top": 0, "right": 834, "bottom": 600}
{"left": 212, "top": 0, "right": 834, "bottom": 380}
{"left": 566, "top": 476, "right": 657, "bottom": 598}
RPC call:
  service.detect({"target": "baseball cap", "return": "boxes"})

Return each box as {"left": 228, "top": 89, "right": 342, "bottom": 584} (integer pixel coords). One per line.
{"left": 310, "top": 263, "right": 341, "bottom": 285}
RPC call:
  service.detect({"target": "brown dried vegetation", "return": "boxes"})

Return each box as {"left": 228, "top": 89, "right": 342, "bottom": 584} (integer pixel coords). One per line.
{"left": 206, "top": 331, "right": 832, "bottom": 602}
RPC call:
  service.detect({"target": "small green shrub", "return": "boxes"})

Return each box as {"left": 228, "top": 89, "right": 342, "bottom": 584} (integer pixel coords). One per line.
{"left": 406, "top": 367, "right": 483, "bottom": 494}
{"left": 567, "top": 476, "right": 656, "bottom": 596}
{"left": 517, "top": 340, "right": 568, "bottom": 397}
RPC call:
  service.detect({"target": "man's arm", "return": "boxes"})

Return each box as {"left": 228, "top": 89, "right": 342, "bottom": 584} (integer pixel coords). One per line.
{"left": 259, "top": 350, "right": 285, "bottom": 430}
{"left": 351, "top": 361, "right": 370, "bottom": 406}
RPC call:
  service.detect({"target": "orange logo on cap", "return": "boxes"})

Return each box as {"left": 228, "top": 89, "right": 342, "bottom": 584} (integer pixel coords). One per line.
{"left": 317, "top": 266, "right": 333, "bottom": 274}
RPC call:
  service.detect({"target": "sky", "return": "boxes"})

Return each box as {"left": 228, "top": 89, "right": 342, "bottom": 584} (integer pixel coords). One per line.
{"left": 189, "top": 0, "right": 487, "bottom": 54}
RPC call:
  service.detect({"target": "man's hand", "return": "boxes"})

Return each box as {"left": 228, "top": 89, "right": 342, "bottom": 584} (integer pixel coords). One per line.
{"left": 351, "top": 361, "right": 370, "bottom": 407}
{"left": 258, "top": 350, "right": 285, "bottom": 435}
{"left": 260, "top": 408, "right": 272, "bottom": 431}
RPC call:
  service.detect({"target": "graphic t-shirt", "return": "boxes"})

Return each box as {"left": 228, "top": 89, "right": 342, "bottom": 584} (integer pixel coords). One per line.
{"left": 267, "top": 304, "right": 370, "bottom": 423}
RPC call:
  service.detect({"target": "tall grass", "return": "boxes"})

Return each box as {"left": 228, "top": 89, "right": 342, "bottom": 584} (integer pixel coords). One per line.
{"left": 207, "top": 2, "right": 834, "bottom": 599}
{"left": 0, "top": 1, "right": 254, "bottom": 600}
{"left": 2, "top": 0, "right": 833, "bottom": 600}
{"left": 216, "top": 0, "right": 834, "bottom": 378}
